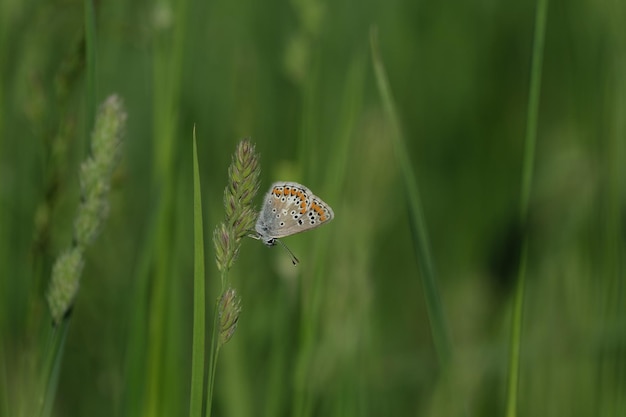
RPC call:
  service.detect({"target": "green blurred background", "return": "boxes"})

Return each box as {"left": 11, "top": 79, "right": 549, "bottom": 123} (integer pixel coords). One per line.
{"left": 1, "top": 0, "right": 624, "bottom": 416}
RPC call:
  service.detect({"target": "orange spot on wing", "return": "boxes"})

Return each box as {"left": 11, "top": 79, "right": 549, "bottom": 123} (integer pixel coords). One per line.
{"left": 313, "top": 204, "right": 329, "bottom": 222}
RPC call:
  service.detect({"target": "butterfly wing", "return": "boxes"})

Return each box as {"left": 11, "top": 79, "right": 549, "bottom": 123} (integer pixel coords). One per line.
{"left": 255, "top": 182, "right": 334, "bottom": 240}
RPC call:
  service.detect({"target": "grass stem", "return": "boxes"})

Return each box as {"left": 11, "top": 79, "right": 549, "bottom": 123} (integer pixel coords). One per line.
{"left": 370, "top": 26, "right": 452, "bottom": 368}
{"left": 505, "top": 0, "right": 548, "bottom": 416}
{"left": 189, "top": 128, "right": 206, "bottom": 417}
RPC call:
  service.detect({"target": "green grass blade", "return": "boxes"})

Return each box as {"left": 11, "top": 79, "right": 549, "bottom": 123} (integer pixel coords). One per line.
{"left": 519, "top": 0, "right": 548, "bottom": 222}
{"left": 0, "top": 343, "right": 6, "bottom": 417}
{"left": 84, "top": 0, "right": 97, "bottom": 140}
{"left": 205, "top": 298, "right": 220, "bottom": 417}
{"left": 144, "top": 194, "right": 176, "bottom": 415}
{"left": 326, "top": 52, "right": 366, "bottom": 200}
{"left": 39, "top": 322, "right": 70, "bottom": 417}
{"left": 189, "top": 127, "right": 206, "bottom": 417}
{"left": 603, "top": 1, "right": 626, "bottom": 413}
{"left": 505, "top": 0, "right": 548, "bottom": 416}
{"left": 144, "top": 0, "right": 190, "bottom": 412}
{"left": 370, "top": 27, "right": 451, "bottom": 367}
{"left": 121, "top": 227, "right": 152, "bottom": 417}
{"left": 290, "top": 52, "right": 366, "bottom": 417}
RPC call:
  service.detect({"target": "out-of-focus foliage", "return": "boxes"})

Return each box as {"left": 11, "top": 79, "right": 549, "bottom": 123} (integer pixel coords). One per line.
{"left": 0, "top": 0, "right": 624, "bottom": 416}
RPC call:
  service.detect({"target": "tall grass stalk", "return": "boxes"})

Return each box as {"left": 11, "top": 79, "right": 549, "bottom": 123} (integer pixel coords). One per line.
{"left": 291, "top": 53, "right": 321, "bottom": 417}
{"left": 204, "top": 302, "right": 220, "bottom": 417}
{"left": 189, "top": 129, "right": 206, "bottom": 417}
{"left": 0, "top": 0, "right": 6, "bottom": 351}
{"left": 83, "top": 0, "right": 97, "bottom": 141}
{"left": 42, "top": 95, "right": 125, "bottom": 416}
{"left": 599, "top": 1, "right": 625, "bottom": 413}
{"left": 505, "top": 0, "right": 548, "bottom": 416}
{"left": 0, "top": 342, "right": 5, "bottom": 417}
{"left": 38, "top": 323, "right": 69, "bottom": 417}
{"left": 144, "top": 0, "right": 190, "bottom": 413}
{"left": 316, "top": 54, "right": 366, "bottom": 417}
{"left": 205, "top": 139, "right": 259, "bottom": 417}
{"left": 291, "top": 52, "right": 365, "bottom": 417}
{"left": 121, "top": 208, "right": 157, "bottom": 417}
{"left": 0, "top": 13, "right": 6, "bottom": 391}
{"left": 370, "top": 27, "right": 452, "bottom": 367}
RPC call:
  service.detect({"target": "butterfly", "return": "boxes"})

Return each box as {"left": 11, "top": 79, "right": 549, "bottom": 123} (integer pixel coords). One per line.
{"left": 252, "top": 182, "right": 334, "bottom": 264}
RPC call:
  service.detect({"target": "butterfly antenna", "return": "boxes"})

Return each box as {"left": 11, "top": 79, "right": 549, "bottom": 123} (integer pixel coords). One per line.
{"left": 276, "top": 239, "right": 300, "bottom": 265}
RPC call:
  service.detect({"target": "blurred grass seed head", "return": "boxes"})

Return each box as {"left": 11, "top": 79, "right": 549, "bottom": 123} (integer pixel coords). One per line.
{"left": 47, "top": 95, "right": 126, "bottom": 324}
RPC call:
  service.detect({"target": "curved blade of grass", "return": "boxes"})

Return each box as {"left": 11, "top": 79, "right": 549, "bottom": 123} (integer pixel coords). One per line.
{"left": 370, "top": 26, "right": 451, "bottom": 368}
{"left": 189, "top": 127, "right": 206, "bottom": 417}
{"left": 505, "top": 0, "right": 548, "bottom": 416}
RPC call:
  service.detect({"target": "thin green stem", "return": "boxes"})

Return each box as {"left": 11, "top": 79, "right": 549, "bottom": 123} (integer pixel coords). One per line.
{"left": 205, "top": 298, "right": 222, "bottom": 417}
{"left": 505, "top": 0, "right": 548, "bottom": 416}
{"left": 189, "top": 130, "right": 206, "bottom": 417}
{"left": 205, "top": 140, "right": 257, "bottom": 416}
{"left": 37, "top": 326, "right": 55, "bottom": 414}
{"left": 370, "top": 26, "right": 451, "bottom": 368}
{"left": 519, "top": 0, "right": 548, "bottom": 221}
{"left": 37, "top": 2, "right": 98, "bottom": 407}
{"left": 83, "top": 0, "right": 97, "bottom": 141}
{"left": 505, "top": 241, "right": 527, "bottom": 417}
{"left": 144, "top": 4, "right": 191, "bottom": 409}
{"left": 144, "top": 197, "right": 174, "bottom": 416}
{"left": 39, "top": 321, "right": 70, "bottom": 417}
